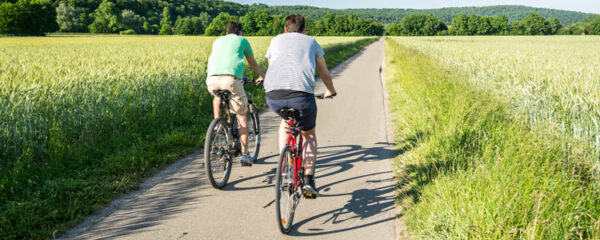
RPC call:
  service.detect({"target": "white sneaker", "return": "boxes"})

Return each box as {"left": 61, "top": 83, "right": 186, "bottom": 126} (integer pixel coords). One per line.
{"left": 241, "top": 153, "right": 252, "bottom": 165}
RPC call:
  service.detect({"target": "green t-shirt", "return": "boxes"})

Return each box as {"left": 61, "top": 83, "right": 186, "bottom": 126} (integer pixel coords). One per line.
{"left": 206, "top": 34, "right": 253, "bottom": 79}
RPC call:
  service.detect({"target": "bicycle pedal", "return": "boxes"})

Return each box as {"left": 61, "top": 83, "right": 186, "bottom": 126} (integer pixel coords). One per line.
{"left": 303, "top": 193, "right": 318, "bottom": 199}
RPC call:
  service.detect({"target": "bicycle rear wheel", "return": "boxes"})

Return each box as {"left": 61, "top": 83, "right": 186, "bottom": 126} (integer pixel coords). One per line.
{"left": 204, "top": 118, "right": 232, "bottom": 189}
{"left": 275, "top": 146, "right": 297, "bottom": 234}
{"left": 247, "top": 104, "right": 261, "bottom": 162}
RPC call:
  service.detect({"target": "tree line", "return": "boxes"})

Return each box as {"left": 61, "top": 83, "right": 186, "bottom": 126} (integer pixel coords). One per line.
{"left": 255, "top": 5, "right": 591, "bottom": 26}
{"left": 1, "top": 0, "right": 599, "bottom": 36}
{"left": 387, "top": 13, "right": 600, "bottom": 36}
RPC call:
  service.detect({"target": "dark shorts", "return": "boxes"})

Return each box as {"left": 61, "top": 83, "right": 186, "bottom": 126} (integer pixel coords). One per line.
{"left": 266, "top": 95, "right": 317, "bottom": 131}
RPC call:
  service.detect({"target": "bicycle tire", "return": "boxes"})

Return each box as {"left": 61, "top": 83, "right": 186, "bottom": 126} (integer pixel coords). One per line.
{"left": 247, "top": 104, "right": 261, "bottom": 162}
{"left": 275, "top": 146, "right": 296, "bottom": 234}
{"left": 204, "top": 118, "right": 232, "bottom": 189}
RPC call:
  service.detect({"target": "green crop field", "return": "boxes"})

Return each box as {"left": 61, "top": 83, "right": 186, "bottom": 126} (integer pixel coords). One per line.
{"left": 385, "top": 36, "right": 600, "bottom": 239}
{"left": 0, "top": 35, "right": 377, "bottom": 239}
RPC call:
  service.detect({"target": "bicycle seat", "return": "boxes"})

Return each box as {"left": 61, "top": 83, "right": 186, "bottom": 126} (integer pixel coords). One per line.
{"left": 279, "top": 108, "right": 299, "bottom": 120}
{"left": 213, "top": 90, "right": 231, "bottom": 98}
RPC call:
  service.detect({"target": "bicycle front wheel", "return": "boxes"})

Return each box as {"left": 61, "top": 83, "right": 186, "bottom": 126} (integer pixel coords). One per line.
{"left": 275, "top": 146, "right": 296, "bottom": 234}
{"left": 204, "top": 118, "right": 232, "bottom": 189}
{"left": 247, "top": 104, "right": 261, "bottom": 162}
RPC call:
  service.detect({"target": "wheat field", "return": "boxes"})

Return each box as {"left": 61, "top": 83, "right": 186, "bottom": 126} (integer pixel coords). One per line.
{"left": 0, "top": 35, "right": 375, "bottom": 239}
{"left": 394, "top": 36, "right": 600, "bottom": 161}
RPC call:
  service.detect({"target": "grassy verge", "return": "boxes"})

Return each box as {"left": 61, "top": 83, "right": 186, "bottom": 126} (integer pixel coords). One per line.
{"left": 0, "top": 37, "right": 377, "bottom": 240}
{"left": 385, "top": 38, "right": 600, "bottom": 239}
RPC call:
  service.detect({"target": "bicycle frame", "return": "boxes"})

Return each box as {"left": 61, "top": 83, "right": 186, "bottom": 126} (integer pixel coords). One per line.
{"left": 284, "top": 119, "right": 304, "bottom": 189}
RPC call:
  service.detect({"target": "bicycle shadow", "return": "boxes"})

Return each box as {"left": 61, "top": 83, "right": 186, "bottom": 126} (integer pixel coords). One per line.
{"left": 222, "top": 143, "right": 397, "bottom": 192}
{"left": 289, "top": 183, "right": 396, "bottom": 236}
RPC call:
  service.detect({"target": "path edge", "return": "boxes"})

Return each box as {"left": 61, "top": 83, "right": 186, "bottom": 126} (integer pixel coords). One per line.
{"left": 378, "top": 37, "right": 409, "bottom": 240}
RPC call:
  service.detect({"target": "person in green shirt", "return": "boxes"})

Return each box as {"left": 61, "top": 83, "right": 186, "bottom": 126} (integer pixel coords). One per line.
{"left": 206, "top": 21, "right": 265, "bottom": 165}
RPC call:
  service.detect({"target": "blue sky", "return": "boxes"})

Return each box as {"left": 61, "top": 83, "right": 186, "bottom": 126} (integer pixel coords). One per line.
{"left": 229, "top": 0, "right": 600, "bottom": 14}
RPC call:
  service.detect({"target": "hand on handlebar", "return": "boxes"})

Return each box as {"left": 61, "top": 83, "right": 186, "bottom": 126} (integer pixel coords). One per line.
{"left": 255, "top": 76, "right": 264, "bottom": 85}
{"left": 323, "top": 89, "right": 336, "bottom": 99}
{"left": 315, "top": 90, "right": 337, "bottom": 99}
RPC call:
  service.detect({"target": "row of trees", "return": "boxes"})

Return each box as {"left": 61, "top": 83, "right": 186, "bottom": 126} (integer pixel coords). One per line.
{"left": 387, "top": 14, "right": 447, "bottom": 36}
{"left": 558, "top": 15, "right": 600, "bottom": 35}
{"left": 53, "top": 2, "right": 385, "bottom": 36}
{"left": 386, "top": 13, "right": 592, "bottom": 36}
{"left": 1, "top": 0, "right": 599, "bottom": 36}
{"left": 254, "top": 4, "right": 590, "bottom": 26}
{"left": 451, "top": 13, "right": 562, "bottom": 35}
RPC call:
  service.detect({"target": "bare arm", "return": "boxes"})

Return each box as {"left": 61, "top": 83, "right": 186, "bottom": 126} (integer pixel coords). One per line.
{"left": 316, "top": 56, "right": 336, "bottom": 97}
{"left": 246, "top": 55, "right": 265, "bottom": 80}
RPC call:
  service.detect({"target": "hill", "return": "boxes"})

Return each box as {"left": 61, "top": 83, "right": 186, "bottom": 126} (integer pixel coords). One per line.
{"left": 250, "top": 4, "right": 592, "bottom": 26}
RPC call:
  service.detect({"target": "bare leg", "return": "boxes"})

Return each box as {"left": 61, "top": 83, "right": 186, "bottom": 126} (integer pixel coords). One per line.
{"left": 301, "top": 128, "right": 317, "bottom": 176}
{"left": 237, "top": 114, "right": 248, "bottom": 153}
{"left": 212, "top": 97, "right": 220, "bottom": 119}
{"left": 278, "top": 120, "right": 288, "bottom": 152}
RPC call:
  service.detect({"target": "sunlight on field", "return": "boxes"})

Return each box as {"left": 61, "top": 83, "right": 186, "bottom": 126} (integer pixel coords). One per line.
{"left": 393, "top": 36, "right": 600, "bottom": 159}
{"left": 0, "top": 35, "right": 375, "bottom": 239}
{"left": 0, "top": 35, "right": 365, "bottom": 163}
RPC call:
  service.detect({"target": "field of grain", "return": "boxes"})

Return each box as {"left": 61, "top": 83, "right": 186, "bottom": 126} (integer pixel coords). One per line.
{"left": 0, "top": 35, "right": 375, "bottom": 239}
{"left": 394, "top": 36, "right": 600, "bottom": 160}
{"left": 386, "top": 37, "right": 600, "bottom": 239}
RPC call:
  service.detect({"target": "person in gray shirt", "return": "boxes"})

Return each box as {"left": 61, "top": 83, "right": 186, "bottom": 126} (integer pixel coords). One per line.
{"left": 264, "top": 14, "right": 337, "bottom": 198}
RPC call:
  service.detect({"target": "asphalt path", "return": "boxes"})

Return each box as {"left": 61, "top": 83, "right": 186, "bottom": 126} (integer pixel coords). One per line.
{"left": 60, "top": 38, "right": 397, "bottom": 240}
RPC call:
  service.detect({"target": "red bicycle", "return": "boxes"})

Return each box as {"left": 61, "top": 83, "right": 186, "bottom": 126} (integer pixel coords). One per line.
{"left": 274, "top": 93, "right": 335, "bottom": 234}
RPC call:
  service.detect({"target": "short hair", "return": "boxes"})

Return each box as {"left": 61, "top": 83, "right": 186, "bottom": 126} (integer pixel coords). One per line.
{"left": 285, "top": 14, "right": 305, "bottom": 33}
{"left": 226, "top": 21, "right": 242, "bottom": 35}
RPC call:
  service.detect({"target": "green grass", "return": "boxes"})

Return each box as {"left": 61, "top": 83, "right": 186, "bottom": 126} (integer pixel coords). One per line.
{"left": 0, "top": 36, "right": 377, "bottom": 240}
{"left": 385, "top": 38, "right": 600, "bottom": 239}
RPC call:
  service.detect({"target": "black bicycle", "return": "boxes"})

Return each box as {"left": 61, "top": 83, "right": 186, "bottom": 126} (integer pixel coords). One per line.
{"left": 204, "top": 77, "right": 261, "bottom": 189}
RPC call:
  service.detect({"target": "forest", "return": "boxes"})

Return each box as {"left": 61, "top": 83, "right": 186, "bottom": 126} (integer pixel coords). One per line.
{"left": 0, "top": 0, "right": 598, "bottom": 36}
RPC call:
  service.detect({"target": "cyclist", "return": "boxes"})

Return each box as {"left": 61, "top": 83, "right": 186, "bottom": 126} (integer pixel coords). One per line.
{"left": 264, "top": 14, "right": 336, "bottom": 197}
{"left": 206, "top": 21, "right": 265, "bottom": 165}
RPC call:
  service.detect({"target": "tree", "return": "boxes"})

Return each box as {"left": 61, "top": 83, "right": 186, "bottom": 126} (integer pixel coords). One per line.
{"left": 159, "top": 7, "right": 173, "bottom": 35}
{"left": 271, "top": 14, "right": 284, "bottom": 35}
{"left": 121, "top": 9, "right": 142, "bottom": 33}
{"left": 589, "top": 17, "right": 600, "bottom": 35}
{"left": 89, "top": 1, "right": 120, "bottom": 33}
{"left": 242, "top": 10, "right": 274, "bottom": 36}
{"left": 510, "top": 20, "right": 525, "bottom": 35}
{"left": 190, "top": 12, "right": 210, "bottom": 35}
{"left": 0, "top": 2, "right": 19, "bottom": 34}
{"left": 452, "top": 14, "right": 468, "bottom": 35}
{"left": 387, "top": 23, "right": 401, "bottom": 36}
{"left": 491, "top": 15, "right": 509, "bottom": 35}
{"left": 400, "top": 14, "right": 447, "bottom": 36}
{"left": 547, "top": 17, "right": 562, "bottom": 34}
{"left": 56, "top": 2, "right": 81, "bottom": 32}
{"left": 174, "top": 16, "right": 194, "bottom": 35}
{"left": 205, "top": 12, "right": 237, "bottom": 36}
{"left": 0, "top": 0, "right": 57, "bottom": 35}
{"left": 522, "top": 13, "right": 550, "bottom": 35}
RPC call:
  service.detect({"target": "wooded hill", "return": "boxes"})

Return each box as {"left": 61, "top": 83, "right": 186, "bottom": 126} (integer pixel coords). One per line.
{"left": 252, "top": 5, "right": 591, "bottom": 26}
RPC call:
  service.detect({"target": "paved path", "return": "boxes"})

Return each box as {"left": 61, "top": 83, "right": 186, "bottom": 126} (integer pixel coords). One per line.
{"left": 61, "top": 39, "right": 396, "bottom": 240}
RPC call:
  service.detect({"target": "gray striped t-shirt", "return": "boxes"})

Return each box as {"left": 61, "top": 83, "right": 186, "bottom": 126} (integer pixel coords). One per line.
{"left": 264, "top": 33, "right": 325, "bottom": 94}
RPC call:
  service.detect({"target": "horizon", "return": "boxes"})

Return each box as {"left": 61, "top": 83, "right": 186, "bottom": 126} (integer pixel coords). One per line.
{"left": 230, "top": 0, "right": 600, "bottom": 14}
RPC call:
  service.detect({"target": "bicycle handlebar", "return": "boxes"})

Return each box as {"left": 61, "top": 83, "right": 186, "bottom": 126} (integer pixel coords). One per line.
{"left": 242, "top": 76, "right": 263, "bottom": 86}
{"left": 315, "top": 92, "right": 337, "bottom": 99}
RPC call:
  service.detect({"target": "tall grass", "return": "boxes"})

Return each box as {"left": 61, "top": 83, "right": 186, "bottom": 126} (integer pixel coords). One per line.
{"left": 0, "top": 35, "right": 376, "bottom": 239}
{"left": 393, "top": 36, "right": 600, "bottom": 165}
{"left": 385, "top": 38, "right": 600, "bottom": 239}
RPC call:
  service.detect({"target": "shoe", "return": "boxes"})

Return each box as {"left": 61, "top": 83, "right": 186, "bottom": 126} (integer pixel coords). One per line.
{"left": 302, "top": 175, "right": 318, "bottom": 199}
{"left": 241, "top": 152, "right": 252, "bottom": 166}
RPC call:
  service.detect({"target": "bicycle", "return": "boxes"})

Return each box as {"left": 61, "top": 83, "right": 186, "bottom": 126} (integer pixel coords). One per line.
{"left": 204, "top": 77, "right": 261, "bottom": 189}
{"left": 274, "top": 92, "right": 336, "bottom": 234}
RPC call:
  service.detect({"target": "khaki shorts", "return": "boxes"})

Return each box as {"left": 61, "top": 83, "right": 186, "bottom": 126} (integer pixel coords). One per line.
{"left": 206, "top": 75, "right": 248, "bottom": 114}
